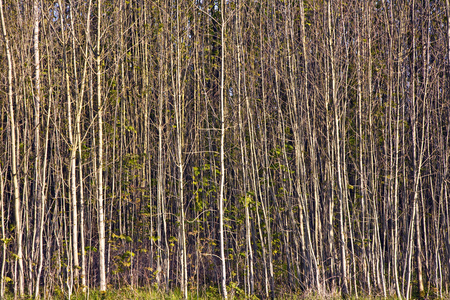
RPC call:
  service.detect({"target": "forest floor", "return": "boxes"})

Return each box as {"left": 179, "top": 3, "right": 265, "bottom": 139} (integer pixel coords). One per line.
{"left": 5, "top": 288, "right": 432, "bottom": 300}
{"left": 3, "top": 286, "right": 445, "bottom": 299}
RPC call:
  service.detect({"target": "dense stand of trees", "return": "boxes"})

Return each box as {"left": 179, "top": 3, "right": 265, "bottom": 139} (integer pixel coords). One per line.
{"left": 1, "top": 0, "right": 450, "bottom": 299}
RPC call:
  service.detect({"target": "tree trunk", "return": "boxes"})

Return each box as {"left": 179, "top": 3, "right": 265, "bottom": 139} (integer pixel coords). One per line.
{"left": 97, "top": 0, "right": 107, "bottom": 291}
{"left": 0, "top": 0, "right": 24, "bottom": 295}
{"left": 219, "top": 1, "right": 228, "bottom": 297}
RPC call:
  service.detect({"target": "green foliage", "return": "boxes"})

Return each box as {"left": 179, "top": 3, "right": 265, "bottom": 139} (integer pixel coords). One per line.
{"left": 20, "top": 286, "right": 405, "bottom": 299}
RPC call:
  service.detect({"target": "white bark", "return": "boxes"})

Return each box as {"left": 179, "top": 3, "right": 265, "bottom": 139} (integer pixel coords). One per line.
{"left": 174, "top": 2, "right": 187, "bottom": 297}
{"left": 33, "top": 0, "right": 43, "bottom": 296}
{"left": 97, "top": 0, "right": 106, "bottom": 291}
{"left": 219, "top": 1, "right": 228, "bottom": 298}
{"left": 0, "top": 0, "right": 24, "bottom": 296}
{"left": 236, "top": 2, "right": 254, "bottom": 294}
{"left": 78, "top": 0, "right": 93, "bottom": 290}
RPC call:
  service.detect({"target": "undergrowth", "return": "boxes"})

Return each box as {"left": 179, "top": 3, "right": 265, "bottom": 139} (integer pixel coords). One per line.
{"left": 2, "top": 286, "right": 446, "bottom": 299}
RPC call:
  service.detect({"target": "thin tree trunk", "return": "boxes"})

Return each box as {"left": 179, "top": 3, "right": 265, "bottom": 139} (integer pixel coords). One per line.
{"left": 236, "top": 2, "right": 254, "bottom": 293}
{"left": 299, "top": 0, "right": 321, "bottom": 291}
{"left": 0, "top": 0, "right": 24, "bottom": 295}
{"left": 77, "top": 0, "right": 93, "bottom": 290}
{"left": 219, "top": 1, "right": 228, "bottom": 297}
{"left": 173, "top": 2, "right": 187, "bottom": 296}
{"left": 97, "top": 0, "right": 106, "bottom": 291}
{"left": 65, "top": 4, "right": 80, "bottom": 288}
{"left": 32, "top": 0, "right": 43, "bottom": 296}
{"left": 410, "top": 2, "right": 425, "bottom": 296}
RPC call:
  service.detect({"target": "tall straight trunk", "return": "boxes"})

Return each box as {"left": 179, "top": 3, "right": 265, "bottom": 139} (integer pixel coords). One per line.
{"left": 259, "top": 4, "right": 275, "bottom": 298}
{"left": 55, "top": 1, "right": 75, "bottom": 292}
{"left": 64, "top": 0, "right": 80, "bottom": 284}
{"left": 322, "top": 1, "right": 335, "bottom": 290}
{"left": 142, "top": 1, "right": 153, "bottom": 277}
{"left": 296, "top": 0, "right": 322, "bottom": 291}
{"left": 326, "top": 1, "right": 347, "bottom": 295}
{"left": 410, "top": 2, "right": 425, "bottom": 296}
{"left": 445, "top": 0, "right": 450, "bottom": 289}
{"left": 367, "top": 3, "right": 376, "bottom": 294}
{"left": 384, "top": 0, "right": 402, "bottom": 297}
{"left": 300, "top": 0, "right": 321, "bottom": 290}
{"left": 236, "top": 2, "right": 254, "bottom": 294}
{"left": 35, "top": 18, "right": 53, "bottom": 295}
{"left": 34, "top": 78, "right": 50, "bottom": 298}
{"left": 78, "top": 126, "right": 87, "bottom": 290}
{"left": 176, "top": 45, "right": 188, "bottom": 300}
{"left": 356, "top": 6, "right": 370, "bottom": 294}
{"left": 393, "top": 56, "right": 403, "bottom": 299}
{"left": 0, "top": 0, "right": 24, "bottom": 296}
{"left": 219, "top": 1, "right": 228, "bottom": 298}
{"left": 284, "top": 1, "right": 307, "bottom": 290}
{"left": 158, "top": 8, "right": 170, "bottom": 288}
{"left": 32, "top": 0, "right": 43, "bottom": 295}
{"left": 242, "top": 37, "right": 270, "bottom": 297}
{"left": 97, "top": 0, "right": 106, "bottom": 291}
{"left": 174, "top": 2, "right": 187, "bottom": 297}
{"left": 40, "top": 33, "right": 54, "bottom": 296}
{"left": 157, "top": 59, "right": 166, "bottom": 290}
{"left": 77, "top": 0, "right": 92, "bottom": 290}
{"left": 156, "top": 10, "right": 163, "bottom": 288}
{"left": 420, "top": 6, "right": 432, "bottom": 293}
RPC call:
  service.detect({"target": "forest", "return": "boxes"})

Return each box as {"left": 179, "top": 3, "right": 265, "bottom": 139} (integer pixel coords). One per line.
{"left": 1, "top": 0, "right": 450, "bottom": 299}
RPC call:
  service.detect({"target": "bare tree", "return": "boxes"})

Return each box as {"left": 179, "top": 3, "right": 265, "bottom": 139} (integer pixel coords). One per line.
{"left": 97, "top": 0, "right": 107, "bottom": 292}
{"left": 0, "top": 0, "right": 24, "bottom": 296}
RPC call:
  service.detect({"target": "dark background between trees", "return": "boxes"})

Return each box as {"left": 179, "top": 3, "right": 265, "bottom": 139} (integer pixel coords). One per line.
{"left": 1, "top": 0, "right": 450, "bottom": 299}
